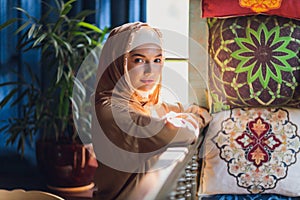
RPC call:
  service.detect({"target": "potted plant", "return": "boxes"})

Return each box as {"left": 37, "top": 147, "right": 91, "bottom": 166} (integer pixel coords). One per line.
{"left": 0, "top": 0, "right": 108, "bottom": 190}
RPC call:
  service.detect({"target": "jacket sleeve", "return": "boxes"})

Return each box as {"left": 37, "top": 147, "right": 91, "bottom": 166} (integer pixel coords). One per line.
{"left": 93, "top": 102, "right": 197, "bottom": 155}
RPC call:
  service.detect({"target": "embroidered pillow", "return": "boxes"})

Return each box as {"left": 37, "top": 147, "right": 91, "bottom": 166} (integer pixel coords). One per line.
{"left": 207, "top": 15, "right": 300, "bottom": 113}
{"left": 202, "top": 0, "right": 300, "bottom": 20}
{"left": 198, "top": 107, "right": 300, "bottom": 197}
{"left": 200, "top": 194, "right": 297, "bottom": 199}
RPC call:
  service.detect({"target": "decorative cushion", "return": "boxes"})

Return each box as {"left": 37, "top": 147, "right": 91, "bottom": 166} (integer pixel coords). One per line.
{"left": 198, "top": 107, "right": 300, "bottom": 197}
{"left": 200, "top": 194, "right": 296, "bottom": 200}
{"left": 202, "top": 0, "right": 300, "bottom": 20}
{"left": 207, "top": 15, "right": 300, "bottom": 113}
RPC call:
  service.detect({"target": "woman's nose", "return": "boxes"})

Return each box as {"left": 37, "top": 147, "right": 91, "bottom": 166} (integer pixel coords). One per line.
{"left": 144, "top": 63, "right": 152, "bottom": 74}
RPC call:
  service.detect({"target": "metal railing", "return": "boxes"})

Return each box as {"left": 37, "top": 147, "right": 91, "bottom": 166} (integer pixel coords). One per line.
{"left": 129, "top": 132, "right": 205, "bottom": 200}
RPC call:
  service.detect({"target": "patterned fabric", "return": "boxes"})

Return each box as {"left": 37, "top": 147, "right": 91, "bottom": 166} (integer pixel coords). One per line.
{"left": 198, "top": 107, "right": 300, "bottom": 197}
{"left": 207, "top": 15, "right": 300, "bottom": 113}
{"left": 214, "top": 108, "right": 300, "bottom": 194}
{"left": 200, "top": 194, "right": 295, "bottom": 200}
{"left": 239, "top": 0, "right": 282, "bottom": 13}
{"left": 202, "top": 0, "right": 300, "bottom": 19}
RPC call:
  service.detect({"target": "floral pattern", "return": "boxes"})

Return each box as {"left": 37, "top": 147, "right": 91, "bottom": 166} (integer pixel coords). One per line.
{"left": 208, "top": 15, "right": 300, "bottom": 113}
{"left": 239, "top": 0, "right": 282, "bottom": 12}
{"left": 213, "top": 108, "right": 300, "bottom": 194}
{"left": 201, "top": 193, "right": 294, "bottom": 200}
{"left": 231, "top": 22, "right": 295, "bottom": 89}
{"left": 235, "top": 117, "right": 282, "bottom": 167}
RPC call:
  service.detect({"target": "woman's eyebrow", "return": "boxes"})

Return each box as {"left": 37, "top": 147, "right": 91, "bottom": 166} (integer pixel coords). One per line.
{"left": 131, "top": 53, "right": 145, "bottom": 57}
{"left": 131, "top": 53, "right": 162, "bottom": 57}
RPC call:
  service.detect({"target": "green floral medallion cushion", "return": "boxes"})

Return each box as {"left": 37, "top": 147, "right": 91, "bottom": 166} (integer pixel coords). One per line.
{"left": 208, "top": 15, "right": 300, "bottom": 113}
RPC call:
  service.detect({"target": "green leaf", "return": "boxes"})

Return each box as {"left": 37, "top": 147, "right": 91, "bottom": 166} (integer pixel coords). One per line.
{"left": 0, "top": 88, "right": 19, "bottom": 108}
{"left": 33, "top": 33, "right": 47, "bottom": 47}
{"left": 77, "top": 22, "right": 103, "bottom": 33}
{"left": 61, "top": 4, "right": 72, "bottom": 15}
{"left": 52, "top": 16, "right": 65, "bottom": 33}
{"left": 10, "top": 89, "right": 29, "bottom": 107}
{"left": 15, "top": 21, "right": 31, "bottom": 34}
{"left": 7, "top": 128, "right": 20, "bottom": 145}
{"left": 17, "top": 28, "right": 31, "bottom": 49}
{"left": 0, "top": 18, "right": 19, "bottom": 30}
{"left": 51, "top": 35, "right": 59, "bottom": 57}
{"left": 0, "top": 81, "right": 20, "bottom": 87}
{"left": 0, "top": 124, "right": 9, "bottom": 132}
{"left": 52, "top": 33, "right": 72, "bottom": 53}
{"left": 75, "top": 10, "right": 95, "bottom": 20}
{"left": 15, "top": 7, "right": 31, "bottom": 19}
{"left": 58, "top": 86, "right": 66, "bottom": 118}
{"left": 64, "top": 0, "right": 77, "bottom": 10}
{"left": 18, "top": 134, "right": 25, "bottom": 156}
{"left": 28, "top": 23, "right": 36, "bottom": 39}
{"left": 22, "top": 43, "right": 42, "bottom": 52}
{"left": 73, "top": 32, "right": 92, "bottom": 45}
{"left": 91, "top": 39, "right": 100, "bottom": 46}
{"left": 54, "top": 0, "right": 62, "bottom": 12}
{"left": 73, "top": 77, "right": 86, "bottom": 97}
{"left": 62, "top": 98, "right": 70, "bottom": 117}
{"left": 56, "top": 66, "right": 63, "bottom": 84}
{"left": 100, "top": 26, "right": 109, "bottom": 42}
{"left": 70, "top": 97, "right": 79, "bottom": 119}
{"left": 42, "top": 43, "right": 50, "bottom": 53}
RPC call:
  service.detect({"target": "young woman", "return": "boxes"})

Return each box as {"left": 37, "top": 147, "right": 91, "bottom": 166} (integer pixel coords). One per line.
{"left": 92, "top": 22, "right": 211, "bottom": 200}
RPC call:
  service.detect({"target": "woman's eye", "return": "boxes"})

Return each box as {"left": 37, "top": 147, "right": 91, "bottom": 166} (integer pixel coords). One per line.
{"left": 154, "top": 58, "right": 161, "bottom": 63}
{"left": 134, "top": 58, "right": 144, "bottom": 63}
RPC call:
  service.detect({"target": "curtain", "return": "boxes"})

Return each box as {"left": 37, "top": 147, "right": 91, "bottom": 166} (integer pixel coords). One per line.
{"left": 0, "top": 0, "right": 146, "bottom": 164}
{"left": 0, "top": 0, "right": 42, "bottom": 162}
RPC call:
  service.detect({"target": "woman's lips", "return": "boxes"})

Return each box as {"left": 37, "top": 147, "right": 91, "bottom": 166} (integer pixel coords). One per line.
{"left": 140, "top": 80, "right": 154, "bottom": 84}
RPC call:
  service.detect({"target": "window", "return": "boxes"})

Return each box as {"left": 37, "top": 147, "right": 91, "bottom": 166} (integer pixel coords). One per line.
{"left": 146, "top": 0, "right": 190, "bottom": 105}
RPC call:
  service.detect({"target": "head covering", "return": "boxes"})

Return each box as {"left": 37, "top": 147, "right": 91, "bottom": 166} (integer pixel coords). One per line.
{"left": 95, "top": 22, "right": 163, "bottom": 114}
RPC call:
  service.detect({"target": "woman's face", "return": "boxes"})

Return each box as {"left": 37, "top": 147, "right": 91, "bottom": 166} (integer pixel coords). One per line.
{"left": 127, "top": 43, "right": 164, "bottom": 92}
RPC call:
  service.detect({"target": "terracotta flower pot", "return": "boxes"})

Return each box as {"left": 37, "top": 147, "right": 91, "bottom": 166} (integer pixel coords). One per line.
{"left": 36, "top": 141, "right": 98, "bottom": 189}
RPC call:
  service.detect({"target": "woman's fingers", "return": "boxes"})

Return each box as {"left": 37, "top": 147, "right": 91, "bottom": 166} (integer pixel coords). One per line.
{"left": 199, "top": 109, "right": 212, "bottom": 127}
{"left": 184, "top": 105, "right": 212, "bottom": 127}
{"left": 187, "top": 113, "right": 204, "bottom": 128}
{"left": 166, "top": 112, "right": 199, "bottom": 131}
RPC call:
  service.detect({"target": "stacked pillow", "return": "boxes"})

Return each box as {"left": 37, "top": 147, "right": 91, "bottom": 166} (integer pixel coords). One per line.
{"left": 199, "top": 0, "right": 300, "bottom": 198}
{"left": 202, "top": 0, "right": 300, "bottom": 19}
{"left": 199, "top": 107, "right": 300, "bottom": 197}
{"left": 206, "top": 14, "right": 300, "bottom": 113}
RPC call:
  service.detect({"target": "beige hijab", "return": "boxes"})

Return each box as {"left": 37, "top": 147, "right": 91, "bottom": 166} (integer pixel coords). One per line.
{"left": 95, "top": 22, "right": 163, "bottom": 115}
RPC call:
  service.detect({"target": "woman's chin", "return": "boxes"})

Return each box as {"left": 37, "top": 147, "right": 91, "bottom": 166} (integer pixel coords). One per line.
{"left": 138, "top": 86, "right": 155, "bottom": 93}
{"left": 136, "top": 83, "right": 156, "bottom": 92}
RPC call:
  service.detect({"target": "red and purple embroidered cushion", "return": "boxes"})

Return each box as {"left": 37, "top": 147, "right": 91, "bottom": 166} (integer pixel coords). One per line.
{"left": 199, "top": 107, "right": 300, "bottom": 196}
{"left": 207, "top": 15, "right": 300, "bottom": 113}
{"left": 202, "top": 0, "right": 300, "bottom": 20}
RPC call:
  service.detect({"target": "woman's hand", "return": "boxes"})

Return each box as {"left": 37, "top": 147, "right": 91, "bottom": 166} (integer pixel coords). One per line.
{"left": 184, "top": 105, "right": 212, "bottom": 128}
{"left": 165, "top": 111, "right": 200, "bottom": 137}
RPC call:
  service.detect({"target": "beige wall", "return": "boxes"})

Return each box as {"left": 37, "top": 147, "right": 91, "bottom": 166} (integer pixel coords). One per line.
{"left": 189, "top": 0, "right": 209, "bottom": 107}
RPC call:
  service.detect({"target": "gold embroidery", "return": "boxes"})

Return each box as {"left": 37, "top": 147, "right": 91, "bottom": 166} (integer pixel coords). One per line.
{"left": 251, "top": 119, "right": 267, "bottom": 137}
{"left": 239, "top": 0, "right": 282, "bottom": 12}
{"left": 250, "top": 147, "right": 266, "bottom": 166}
